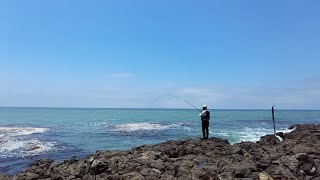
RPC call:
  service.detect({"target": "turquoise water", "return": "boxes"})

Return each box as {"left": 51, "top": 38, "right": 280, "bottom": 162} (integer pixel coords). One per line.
{"left": 1, "top": 107, "right": 320, "bottom": 175}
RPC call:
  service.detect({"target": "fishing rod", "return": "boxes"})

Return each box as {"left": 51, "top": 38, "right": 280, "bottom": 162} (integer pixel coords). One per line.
{"left": 183, "top": 99, "right": 201, "bottom": 112}
{"left": 169, "top": 95, "right": 201, "bottom": 112}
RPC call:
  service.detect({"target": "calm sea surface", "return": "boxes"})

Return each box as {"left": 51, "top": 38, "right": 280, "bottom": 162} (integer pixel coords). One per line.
{"left": 1, "top": 107, "right": 320, "bottom": 175}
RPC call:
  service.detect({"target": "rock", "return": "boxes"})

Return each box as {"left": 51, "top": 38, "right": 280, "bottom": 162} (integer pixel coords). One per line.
{"left": 235, "top": 164, "right": 256, "bottom": 178}
{"left": 292, "top": 145, "right": 317, "bottom": 154}
{"left": 81, "top": 174, "right": 95, "bottom": 180}
{"left": 198, "top": 172, "right": 211, "bottom": 180}
{"left": 258, "top": 171, "right": 273, "bottom": 180}
{"left": 276, "top": 132, "right": 285, "bottom": 140}
{"left": 296, "top": 153, "right": 309, "bottom": 162}
{"left": 4, "top": 124, "right": 320, "bottom": 180}
{"left": 121, "top": 172, "right": 144, "bottom": 180}
{"left": 52, "top": 175, "right": 63, "bottom": 180}
{"left": 29, "top": 146, "right": 40, "bottom": 151}
{"left": 160, "top": 174, "right": 176, "bottom": 180}
{"left": 16, "top": 172, "right": 39, "bottom": 180}
{"left": 89, "top": 159, "right": 108, "bottom": 175}
{"left": 280, "top": 155, "right": 299, "bottom": 172}
{"left": 310, "top": 166, "right": 317, "bottom": 174}
{"left": 260, "top": 135, "right": 281, "bottom": 145}
{"left": 0, "top": 173, "right": 11, "bottom": 180}
{"left": 288, "top": 124, "right": 296, "bottom": 130}
{"left": 266, "top": 165, "right": 295, "bottom": 179}
{"left": 218, "top": 172, "right": 235, "bottom": 180}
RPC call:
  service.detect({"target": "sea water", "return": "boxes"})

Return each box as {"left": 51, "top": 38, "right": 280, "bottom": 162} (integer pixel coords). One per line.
{"left": 0, "top": 107, "right": 320, "bottom": 175}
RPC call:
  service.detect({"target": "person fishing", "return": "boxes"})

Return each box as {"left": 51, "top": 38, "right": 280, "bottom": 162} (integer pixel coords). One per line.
{"left": 199, "top": 105, "right": 210, "bottom": 140}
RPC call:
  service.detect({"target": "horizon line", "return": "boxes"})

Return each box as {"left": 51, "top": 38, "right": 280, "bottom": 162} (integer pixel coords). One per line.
{"left": 0, "top": 106, "right": 319, "bottom": 111}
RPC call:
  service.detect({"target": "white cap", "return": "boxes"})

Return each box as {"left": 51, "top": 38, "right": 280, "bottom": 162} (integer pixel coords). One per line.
{"left": 203, "top": 105, "right": 207, "bottom": 108}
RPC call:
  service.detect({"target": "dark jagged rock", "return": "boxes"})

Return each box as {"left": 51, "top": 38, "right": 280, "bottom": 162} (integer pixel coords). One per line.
{"left": 1, "top": 124, "right": 320, "bottom": 179}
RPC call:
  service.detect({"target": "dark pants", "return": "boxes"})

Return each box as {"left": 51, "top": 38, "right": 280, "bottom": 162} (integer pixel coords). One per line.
{"left": 202, "top": 121, "right": 209, "bottom": 139}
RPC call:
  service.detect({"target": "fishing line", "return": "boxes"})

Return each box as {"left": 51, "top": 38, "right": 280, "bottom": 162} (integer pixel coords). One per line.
{"left": 168, "top": 95, "right": 201, "bottom": 112}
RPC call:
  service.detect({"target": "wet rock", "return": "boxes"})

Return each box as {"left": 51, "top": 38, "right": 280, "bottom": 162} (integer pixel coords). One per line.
{"left": 29, "top": 146, "right": 40, "bottom": 151}
{"left": 275, "top": 132, "right": 285, "bottom": 140}
{"left": 4, "top": 124, "right": 320, "bottom": 179}
{"left": 260, "top": 134, "right": 280, "bottom": 145}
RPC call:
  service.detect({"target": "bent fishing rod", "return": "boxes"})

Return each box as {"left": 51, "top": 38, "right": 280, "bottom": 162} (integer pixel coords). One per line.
{"left": 183, "top": 99, "right": 201, "bottom": 112}
{"left": 169, "top": 95, "right": 201, "bottom": 112}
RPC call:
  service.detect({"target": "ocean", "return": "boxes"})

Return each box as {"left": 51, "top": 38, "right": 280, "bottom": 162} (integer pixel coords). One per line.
{"left": 0, "top": 107, "right": 320, "bottom": 175}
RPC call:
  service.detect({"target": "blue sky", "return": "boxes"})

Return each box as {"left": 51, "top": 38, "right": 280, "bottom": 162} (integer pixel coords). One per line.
{"left": 1, "top": 1, "right": 320, "bottom": 109}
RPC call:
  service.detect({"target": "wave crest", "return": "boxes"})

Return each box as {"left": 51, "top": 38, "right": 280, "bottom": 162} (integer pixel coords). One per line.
{"left": 213, "top": 127, "right": 295, "bottom": 144}
{"left": 0, "top": 127, "right": 55, "bottom": 158}
{"left": 114, "top": 123, "right": 176, "bottom": 132}
{"left": 0, "top": 127, "right": 48, "bottom": 136}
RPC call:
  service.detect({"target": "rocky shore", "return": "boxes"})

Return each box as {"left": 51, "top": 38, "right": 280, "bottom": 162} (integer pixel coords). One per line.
{"left": 1, "top": 124, "right": 320, "bottom": 180}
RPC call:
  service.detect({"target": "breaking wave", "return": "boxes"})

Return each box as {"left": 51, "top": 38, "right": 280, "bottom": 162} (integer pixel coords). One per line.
{"left": 106, "top": 122, "right": 192, "bottom": 137}
{"left": 0, "top": 127, "right": 48, "bottom": 136}
{"left": 213, "top": 127, "right": 294, "bottom": 144}
{"left": 112, "top": 122, "right": 191, "bottom": 132}
{"left": 114, "top": 123, "right": 175, "bottom": 131}
{"left": 0, "top": 127, "right": 56, "bottom": 158}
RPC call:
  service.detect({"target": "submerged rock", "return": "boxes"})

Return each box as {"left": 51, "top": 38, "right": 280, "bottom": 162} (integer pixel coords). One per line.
{"left": 1, "top": 124, "right": 320, "bottom": 179}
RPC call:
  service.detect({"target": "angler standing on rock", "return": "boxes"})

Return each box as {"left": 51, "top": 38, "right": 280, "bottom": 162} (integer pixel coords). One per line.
{"left": 199, "top": 105, "right": 210, "bottom": 140}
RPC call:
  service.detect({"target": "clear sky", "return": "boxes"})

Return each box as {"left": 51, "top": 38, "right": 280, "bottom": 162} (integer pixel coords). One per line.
{"left": 1, "top": 1, "right": 320, "bottom": 109}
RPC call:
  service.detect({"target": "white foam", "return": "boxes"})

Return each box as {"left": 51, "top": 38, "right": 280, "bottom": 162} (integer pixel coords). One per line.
{"left": 89, "top": 122, "right": 108, "bottom": 127}
{"left": 0, "top": 127, "right": 48, "bottom": 136}
{"left": 233, "top": 127, "right": 295, "bottom": 143}
{"left": 22, "top": 139, "right": 56, "bottom": 157}
{"left": 75, "top": 122, "right": 111, "bottom": 127}
{"left": 113, "top": 122, "right": 178, "bottom": 132}
{"left": 0, "top": 127, "right": 55, "bottom": 158}
{"left": 213, "top": 132, "right": 229, "bottom": 137}
{"left": 0, "top": 138, "right": 56, "bottom": 158}
{"left": 279, "top": 127, "right": 295, "bottom": 134}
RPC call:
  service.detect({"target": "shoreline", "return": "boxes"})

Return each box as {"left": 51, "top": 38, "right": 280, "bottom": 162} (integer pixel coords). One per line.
{"left": 1, "top": 124, "right": 320, "bottom": 179}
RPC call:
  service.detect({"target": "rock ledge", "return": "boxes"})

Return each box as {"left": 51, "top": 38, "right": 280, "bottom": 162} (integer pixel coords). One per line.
{"left": 2, "top": 124, "right": 320, "bottom": 179}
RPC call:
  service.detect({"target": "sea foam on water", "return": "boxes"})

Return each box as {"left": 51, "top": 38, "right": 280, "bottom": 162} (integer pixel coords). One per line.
{"left": 114, "top": 122, "right": 176, "bottom": 132}
{"left": 0, "top": 127, "right": 55, "bottom": 158}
